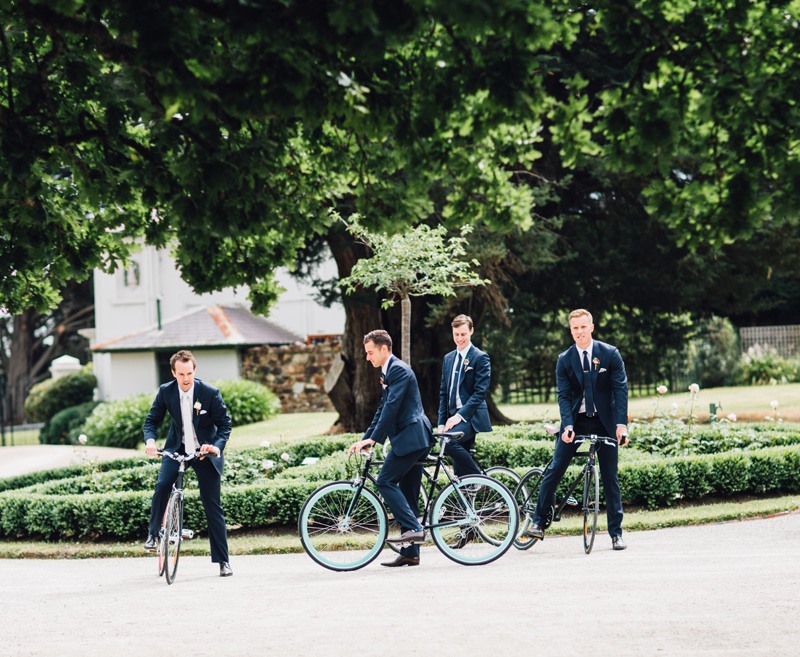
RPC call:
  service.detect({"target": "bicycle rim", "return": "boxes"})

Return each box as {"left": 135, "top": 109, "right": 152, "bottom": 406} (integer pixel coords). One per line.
{"left": 299, "top": 482, "right": 388, "bottom": 571}
{"left": 164, "top": 495, "right": 182, "bottom": 584}
{"left": 430, "top": 475, "right": 518, "bottom": 566}
{"left": 583, "top": 464, "right": 599, "bottom": 554}
{"left": 157, "top": 506, "right": 168, "bottom": 576}
{"left": 514, "top": 468, "right": 543, "bottom": 551}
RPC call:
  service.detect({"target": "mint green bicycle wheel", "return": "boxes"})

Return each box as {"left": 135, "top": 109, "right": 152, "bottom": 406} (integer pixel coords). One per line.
{"left": 299, "top": 482, "right": 388, "bottom": 571}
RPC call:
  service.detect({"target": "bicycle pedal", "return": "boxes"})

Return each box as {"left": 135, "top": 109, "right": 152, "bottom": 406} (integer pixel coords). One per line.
{"left": 566, "top": 496, "right": 578, "bottom": 507}
{"left": 181, "top": 529, "right": 194, "bottom": 540}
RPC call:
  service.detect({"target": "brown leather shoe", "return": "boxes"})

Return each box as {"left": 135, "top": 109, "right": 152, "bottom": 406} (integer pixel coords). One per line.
{"left": 380, "top": 556, "right": 420, "bottom": 567}
{"left": 386, "top": 529, "right": 425, "bottom": 544}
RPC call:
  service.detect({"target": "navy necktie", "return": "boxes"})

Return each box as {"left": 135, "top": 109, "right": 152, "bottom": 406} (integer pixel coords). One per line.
{"left": 582, "top": 350, "right": 595, "bottom": 417}
{"left": 449, "top": 353, "right": 463, "bottom": 416}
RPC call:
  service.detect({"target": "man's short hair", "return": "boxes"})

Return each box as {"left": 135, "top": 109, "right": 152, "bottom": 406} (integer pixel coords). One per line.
{"left": 363, "top": 329, "right": 392, "bottom": 349}
{"left": 569, "top": 309, "right": 593, "bottom": 324}
{"left": 451, "top": 314, "right": 474, "bottom": 330}
{"left": 170, "top": 349, "right": 197, "bottom": 372}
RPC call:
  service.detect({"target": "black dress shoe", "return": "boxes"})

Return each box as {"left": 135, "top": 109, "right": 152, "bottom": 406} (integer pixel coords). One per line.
{"left": 386, "top": 529, "right": 425, "bottom": 544}
{"left": 219, "top": 562, "right": 233, "bottom": 577}
{"left": 143, "top": 535, "right": 157, "bottom": 552}
{"left": 381, "top": 556, "right": 420, "bottom": 567}
{"left": 612, "top": 536, "right": 627, "bottom": 551}
{"left": 525, "top": 524, "right": 544, "bottom": 540}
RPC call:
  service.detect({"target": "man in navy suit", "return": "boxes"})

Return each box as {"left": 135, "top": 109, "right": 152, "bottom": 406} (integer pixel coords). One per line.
{"left": 143, "top": 350, "right": 234, "bottom": 576}
{"left": 437, "top": 314, "right": 492, "bottom": 477}
{"left": 348, "top": 330, "right": 433, "bottom": 567}
{"left": 528, "top": 309, "right": 629, "bottom": 550}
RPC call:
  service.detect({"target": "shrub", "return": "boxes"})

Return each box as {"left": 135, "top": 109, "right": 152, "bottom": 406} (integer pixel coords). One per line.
{"left": 691, "top": 316, "right": 740, "bottom": 387}
{"left": 736, "top": 345, "right": 796, "bottom": 385}
{"left": 81, "top": 394, "right": 167, "bottom": 449}
{"left": 39, "top": 401, "right": 101, "bottom": 445}
{"left": 213, "top": 378, "right": 280, "bottom": 426}
{"left": 23, "top": 365, "right": 97, "bottom": 422}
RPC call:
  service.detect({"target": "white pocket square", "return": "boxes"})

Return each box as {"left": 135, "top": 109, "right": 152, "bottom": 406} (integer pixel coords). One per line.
{"left": 599, "top": 368, "right": 608, "bottom": 373}
{"left": 199, "top": 409, "right": 208, "bottom": 415}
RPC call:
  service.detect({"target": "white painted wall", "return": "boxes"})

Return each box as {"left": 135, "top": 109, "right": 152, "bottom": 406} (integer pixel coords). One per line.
{"left": 107, "top": 352, "right": 159, "bottom": 399}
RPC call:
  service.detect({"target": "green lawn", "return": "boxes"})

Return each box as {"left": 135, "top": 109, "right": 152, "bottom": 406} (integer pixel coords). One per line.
{"left": 497, "top": 382, "right": 800, "bottom": 424}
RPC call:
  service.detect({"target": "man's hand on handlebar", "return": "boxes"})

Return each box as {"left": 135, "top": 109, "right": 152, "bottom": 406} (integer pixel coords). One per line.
{"left": 348, "top": 438, "right": 375, "bottom": 455}
{"left": 561, "top": 427, "right": 575, "bottom": 443}
{"left": 145, "top": 439, "right": 159, "bottom": 457}
{"left": 198, "top": 444, "right": 220, "bottom": 459}
{"left": 617, "top": 425, "right": 629, "bottom": 447}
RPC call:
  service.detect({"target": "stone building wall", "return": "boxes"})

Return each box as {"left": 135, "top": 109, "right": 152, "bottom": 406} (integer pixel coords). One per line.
{"left": 243, "top": 341, "right": 339, "bottom": 413}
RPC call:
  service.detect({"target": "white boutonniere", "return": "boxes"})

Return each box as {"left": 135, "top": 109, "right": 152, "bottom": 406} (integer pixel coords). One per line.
{"left": 592, "top": 357, "right": 600, "bottom": 371}
{"left": 194, "top": 401, "right": 202, "bottom": 415}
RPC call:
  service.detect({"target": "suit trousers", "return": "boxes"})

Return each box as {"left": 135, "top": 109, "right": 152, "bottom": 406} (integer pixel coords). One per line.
{"left": 533, "top": 414, "right": 624, "bottom": 537}
{"left": 376, "top": 444, "right": 431, "bottom": 559}
{"left": 442, "top": 420, "right": 481, "bottom": 477}
{"left": 148, "top": 453, "right": 230, "bottom": 563}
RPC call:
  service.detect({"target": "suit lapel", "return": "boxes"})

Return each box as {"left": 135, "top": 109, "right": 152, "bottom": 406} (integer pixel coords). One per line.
{"left": 571, "top": 345, "right": 583, "bottom": 382}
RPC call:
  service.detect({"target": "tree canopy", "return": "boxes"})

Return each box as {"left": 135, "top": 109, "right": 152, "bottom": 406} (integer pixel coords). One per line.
{"left": 3, "top": 0, "right": 800, "bottom": 317}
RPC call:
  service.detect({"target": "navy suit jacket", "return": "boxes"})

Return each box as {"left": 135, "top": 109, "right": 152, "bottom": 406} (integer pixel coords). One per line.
{"left": 438, "top": 345, "right": 492, "bottom": 433}
{"left": 365, "top": 356, "right": 433, "bottom": 457}
{"left": 556, "top": 340, "right": 628, "bottom": 439}
{"left": 143, "top": 378, "right": 232, "bottom": 474}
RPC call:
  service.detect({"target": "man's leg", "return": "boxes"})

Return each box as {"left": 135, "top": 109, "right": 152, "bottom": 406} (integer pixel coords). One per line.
{"left": 533, "top": 438, "right": 578, "bottom": 526}
{"left": 442, "top": 421, "right": 481, "bottom": 477}
{"left": 377, "top": 446, "right": 431, "bottom": 540}
{"left": 598, "top": 441, "right": 623, "bottom": 538}
{"left": 397, "top": 456, "right": 427, "bottom": 559}
{"left": 148, "top": 455, "right": 180, "bottom": 539}
{"left": 192, "top": 458, "right": 229, "bottom": 563}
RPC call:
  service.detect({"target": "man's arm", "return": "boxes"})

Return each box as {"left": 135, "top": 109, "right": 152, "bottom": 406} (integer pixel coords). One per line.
{"left": 208, "top": 387, "right": 231, "bottom": 455}
{"left": 437, "top": 354, "right": 450, "bottom": 429}
{"left": 365, "top": 364, "right": 411, "bottom": 445}
{"left": 608, "top": 347, "right": 629, "bottom": 444}
{"left": 555, "top": 353, "right": 575, "bottom": 436}
{"left": 143, "top": 389, "right": 167, "bottom": 456}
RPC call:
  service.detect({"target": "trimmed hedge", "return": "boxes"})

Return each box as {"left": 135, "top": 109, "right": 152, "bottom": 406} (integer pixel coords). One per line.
{"left": 39, "top": 401, "right": 101, "bottom": 445}
{"left": 24, "top": 366, "right": 97, "bottom": 423}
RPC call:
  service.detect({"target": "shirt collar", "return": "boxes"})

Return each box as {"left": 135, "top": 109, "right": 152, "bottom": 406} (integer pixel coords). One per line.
{"left": 457, "top": 343, "right": 472, "bottom": 359}
{"left": 579, "top": 341, "right": 594, "bottom": 360}
{"left": 381, "top": 355, "right": 393, "bottom": 376}
{"left": 180, "top": 384, "right": 194, "bottom": 400}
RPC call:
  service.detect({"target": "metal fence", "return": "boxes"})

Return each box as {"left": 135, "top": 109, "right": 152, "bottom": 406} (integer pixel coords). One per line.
{"left": 498, "top": 365, "right": 692, "bottom": 404}
{"left": 739, "top": 325, "right": 800, "bottom": 359}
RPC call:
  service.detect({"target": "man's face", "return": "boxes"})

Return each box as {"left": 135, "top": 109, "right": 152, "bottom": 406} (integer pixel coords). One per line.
{"left": 569, "top": 315, "right": 594, "bottom": 351}
{"left": 172, "top": 359, "right": 196, "bottom": 392}
{"left": 364, "top": 341, "right": 391, "bottom": 369}
{"left": 452, "top": 323, "right": 474, "bottom": 351}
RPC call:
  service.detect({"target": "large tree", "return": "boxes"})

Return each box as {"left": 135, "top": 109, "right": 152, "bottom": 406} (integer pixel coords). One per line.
{"left": 3, "top": 1, "right": 800, "bottom": 429}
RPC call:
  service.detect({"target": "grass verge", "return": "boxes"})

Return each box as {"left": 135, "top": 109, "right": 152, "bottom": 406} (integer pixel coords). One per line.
{"left": 2, "top": 494, "right": 797, "bottom": 559}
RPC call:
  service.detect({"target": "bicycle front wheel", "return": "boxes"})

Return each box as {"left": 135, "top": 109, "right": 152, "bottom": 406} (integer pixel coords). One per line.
{"left": 299, "top": 482, "right": 388, "bottom": 571}
{"left": 430, "top": 475, "right": 518, "bottom": 566}
{"left": 164, "top": 493, "right": 182, "bottom": 585}
{"left": 514, "top": 468, "right": 544, "bottom": 550}
{"left": 583, "top": 463, "right": 599, "bottom": 554}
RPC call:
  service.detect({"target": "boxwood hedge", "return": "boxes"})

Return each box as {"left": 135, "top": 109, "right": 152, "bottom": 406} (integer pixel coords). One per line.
{"left": 2, "top": 423, "right": 799, "bottom": 540}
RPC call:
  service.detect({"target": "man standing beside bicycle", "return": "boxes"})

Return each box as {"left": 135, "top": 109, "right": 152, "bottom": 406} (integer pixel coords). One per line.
{"left": 348, "top": 330, "right": 434, "bottom": 568}
{"left": 437, "top": 314, "right": 492, "bottom": 478}
{"left": 143, "top": 350, "right": 234, "bottom": 576}
{"left": 528, "top": 309, "right": 629, "bottom": 550}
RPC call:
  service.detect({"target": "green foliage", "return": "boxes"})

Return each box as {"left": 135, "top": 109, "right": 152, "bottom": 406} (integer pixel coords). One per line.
{"left": 213, "top": 379, "right": 281, "bottom": 427}
{"left": 736, "top": 346, "right": 800, "bottom": 386}
{"left": 23, "top": 366, "right": 97, "bottom": 423}
{"left": 690, "top": 316, "right": 740, "bottom": 388}
{"left": 81, "top": 394, "right": 166, "bottom": 449}
{"left": 38, "top": 401, "right": 101, "bottom": 445}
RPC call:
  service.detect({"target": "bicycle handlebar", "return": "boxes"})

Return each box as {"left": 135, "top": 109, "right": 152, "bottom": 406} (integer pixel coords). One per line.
{"left": 571, "top": 433, "right": 623, "bottom": 447}
{"left": 154, "top": 449, "right": 219, "bottom": 460}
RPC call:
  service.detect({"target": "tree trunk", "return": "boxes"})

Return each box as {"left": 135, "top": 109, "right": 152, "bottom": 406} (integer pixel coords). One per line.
{"left": 400, "top": 295, "right": 411, "bottom": 364}
{"left": 4, "top": 311, "right": 36, "bottom": 425}
{"left": 325, "top": 224, "right": 383, "bottom": 433}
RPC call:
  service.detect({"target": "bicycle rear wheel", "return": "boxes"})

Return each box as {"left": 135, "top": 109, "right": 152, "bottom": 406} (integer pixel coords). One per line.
{"left": 157, "top": 506, "right": 168, "bottom": 577}
{"left": 299, "top": 482, "right": 388, "bottom": 571}
{"left": 430, "top": 475, "right": 518, "bottom": 566}
{"left": 514, "top": 468, "right": 545, "bottom": 550}
{"left": 164, "top": 493, "right": 182, "bottom": 584}
{"left": 583, "top": 463, "right": 599, "bottom": 554}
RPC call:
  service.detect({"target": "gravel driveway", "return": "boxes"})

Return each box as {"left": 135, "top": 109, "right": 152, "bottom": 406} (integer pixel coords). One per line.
{"left": 2, "top": 512, "right": 798, "bottom": 657}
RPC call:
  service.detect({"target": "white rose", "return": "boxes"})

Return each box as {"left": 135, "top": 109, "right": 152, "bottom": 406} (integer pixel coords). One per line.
{"left": 688, "top": 383, "right": 700, "bottom": 394}
{"left": 770, "top": 400, "right": 779, "bottom": 409}
{"left": 657, "top": 385, "right": 668, "bottom": 395}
